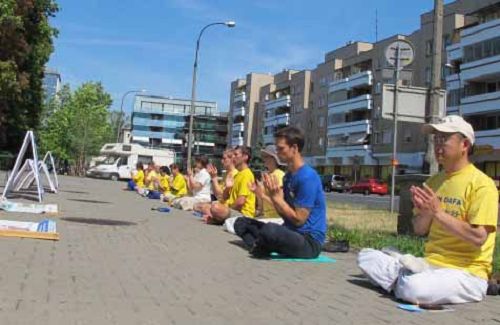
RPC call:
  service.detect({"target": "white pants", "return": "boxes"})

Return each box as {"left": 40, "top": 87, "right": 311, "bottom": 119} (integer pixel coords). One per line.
{"left": 172, "top": 196, "right": 210, "bottom": 211}
{"left": 357, "top": 248, "right": 487, "bottom": 304}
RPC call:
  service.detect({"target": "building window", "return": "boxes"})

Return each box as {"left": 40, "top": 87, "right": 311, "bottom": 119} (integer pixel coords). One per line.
{"left": 425, "top": 40, "right": 433, "bottom": 56}
{"left": 425, "top": 67, "right": 431, "bottom": 86}
{"left": 404, "top": 129, "right": 412, "bottom": 143}
{"left": 318, "top": 137, "right": 323, "bottom": 147}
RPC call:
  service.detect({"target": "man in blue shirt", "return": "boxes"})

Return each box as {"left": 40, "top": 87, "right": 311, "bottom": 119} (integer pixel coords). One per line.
{"left": 234, "top": 126, "right": 326, "bottom": 258}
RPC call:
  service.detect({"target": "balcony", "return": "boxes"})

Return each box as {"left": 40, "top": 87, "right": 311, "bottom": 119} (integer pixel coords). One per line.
{"left": 232, "top": 106, "right": 245, "bottom": 117}
{"left": 329, "top": 70, "right": 373, "bottom": 93}
{"left": 327, "top": 119, "right": 371, "bottom": 136}
{"left": 265, "top": 95, "right": 291, "bottom": 111}
{"left": 328, "top": 94, "right": 372, "bottom": 114}
{"left": 446, "top": 43, "right": 462, "bottom": 63}
{"left": 475, "top": 128, "right": 500, "bottom": 149}
{"left": 460, "top": 91, "right": 500, "bottom": 116}
{"left": 131, "top": 129, "right": 176, "bottom": 140}
{"left": 233, "top": 91, "right": 246, "bottom": 104}
{"left": 461, "top": 55, "right": 500, "bottom": 82}
{"left": 461, "top": 18, "right": 500, "bottom": 46}
{"left": 232, "top": 122, "right": 244, "bottom": 132}
{"left": 231, "top": 137, "right": 244, "bottom": 147}
{"left": 133, "top": 117, "right": 185, "bottom": 128}
{"left": 264, "top": 113, "right": 290, "bottom": 127}
{"left": 445, "top": 73, "right": 461, "bottom": 90}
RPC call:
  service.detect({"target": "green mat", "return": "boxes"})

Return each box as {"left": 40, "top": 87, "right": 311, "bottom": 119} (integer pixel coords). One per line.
{"left": 270, "top": 253, "right": 336, "bottom": 263}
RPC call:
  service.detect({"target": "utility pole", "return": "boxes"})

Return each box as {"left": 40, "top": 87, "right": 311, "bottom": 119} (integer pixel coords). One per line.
{"left": 426, "top": 0, "right": 444, "bottom": 174}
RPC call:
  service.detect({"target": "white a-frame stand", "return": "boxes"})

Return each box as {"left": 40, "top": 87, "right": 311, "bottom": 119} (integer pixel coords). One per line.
{"left": 16, "top": 152, "right": 59, "bottom": 193}
{"left": 2, "top": 131, "right": 43, "bottom": 202}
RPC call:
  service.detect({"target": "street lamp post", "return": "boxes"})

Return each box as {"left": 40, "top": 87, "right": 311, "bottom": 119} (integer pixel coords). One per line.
{"left": 187, "top": 21, "right": 235, "bottom": 170}
{"left": 116, "top": 89, "right": 146, "bottom": 143}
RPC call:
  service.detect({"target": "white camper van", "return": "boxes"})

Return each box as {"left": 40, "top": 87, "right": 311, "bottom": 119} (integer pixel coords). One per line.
{"left": 86, "top": 143, "right": 175, "bottom": 181}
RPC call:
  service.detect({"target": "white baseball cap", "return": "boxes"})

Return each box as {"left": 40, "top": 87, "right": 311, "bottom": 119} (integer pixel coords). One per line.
{"left": 422, "top": 115, "right": 475, "bottom": 145}
{"left": 261, "top": 145, "right": 286, "bottom": 166}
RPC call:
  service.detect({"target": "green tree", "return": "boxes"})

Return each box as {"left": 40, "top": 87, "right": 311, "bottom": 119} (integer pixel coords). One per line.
{"left": 0, "top": 0, "right": 59, "bottom": 152}
{"left": 250, "top": 133, "right": 265, "bottom": 171}
{"left": 39, "top": 82, "right": 113, "bottom": 175}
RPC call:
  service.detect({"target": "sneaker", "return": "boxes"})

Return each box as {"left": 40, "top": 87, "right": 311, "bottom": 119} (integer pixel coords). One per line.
{"left": 322, "top": 240, "right": 350, "bottom": 253}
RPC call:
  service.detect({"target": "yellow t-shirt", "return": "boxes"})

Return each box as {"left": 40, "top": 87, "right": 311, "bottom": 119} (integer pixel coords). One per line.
{"left": 262, "top": 168, "right": 285, "bottom": 218}
{"left": 226, "top": 167, "right": 256, "bottom": 218}
{"left": 171, "top": 173, "right": 188, "bottom": 197}
{"left": 159, "top": 175, "right": 170, "bottom": 195}
{"left": 422, "top": 163, "right": 498, "bottom": 280}
{"left": 132, "top": 170, "right": 144, "bottom": 188}
{"left": 146, "top": 170, "right": 158, "bottom": 191}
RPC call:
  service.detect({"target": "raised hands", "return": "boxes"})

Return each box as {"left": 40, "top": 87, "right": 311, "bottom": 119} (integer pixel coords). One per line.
{"left": 410, "top": 183, "right": 442, "bottom": 218}
{"left": 262, "top": 172, "right": 282, "bottom": 199}
{"left": 207, "top": 164, "right": 218, "bottom": 178}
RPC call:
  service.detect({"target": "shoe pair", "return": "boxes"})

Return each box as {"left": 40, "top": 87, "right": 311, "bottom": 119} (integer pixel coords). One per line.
{"left": 323, "top": 240, "right": 350, "bottom": 253}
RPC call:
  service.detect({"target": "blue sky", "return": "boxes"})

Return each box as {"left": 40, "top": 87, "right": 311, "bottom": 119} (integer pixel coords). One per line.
{"left": 48, "top": 0, "right": 449, "bottom": 114}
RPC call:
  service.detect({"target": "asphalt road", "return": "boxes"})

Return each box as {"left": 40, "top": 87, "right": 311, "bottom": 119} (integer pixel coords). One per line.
{"left": 325, "top": 191, "right": 400, "bottom": 211}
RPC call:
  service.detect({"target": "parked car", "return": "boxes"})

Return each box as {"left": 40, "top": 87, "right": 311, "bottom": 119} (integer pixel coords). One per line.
{"left": 320, "top": 174, "right": 333, "bottom": 192}
{"left": 320, "top": 174, "right": 350, "bottom": 193}
{"left": 350, "top": 178, "right": 388, "bottom": 195}
{"left": 330, "top": 175, "right": 350, "bottom": 193}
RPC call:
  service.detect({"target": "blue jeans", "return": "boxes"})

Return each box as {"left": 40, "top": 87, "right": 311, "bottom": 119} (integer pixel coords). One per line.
{"left": 127, "top": 180, "right": 136, "bottom": 191}
{"left": 234, "top": 217, "right": 321, "bottom": 258}
{"left": 147, "top": 191, "right": 162, "bottom": 200}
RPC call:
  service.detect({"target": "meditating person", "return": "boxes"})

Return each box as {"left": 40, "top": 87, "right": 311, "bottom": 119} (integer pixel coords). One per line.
{"left": 358, "top": 116, "right": 498, "bottom": 305}
{"left": 234, "top": 126, "right": 326, "bottom": 259}
{"left": 162, "top": 164, "right": 188, "bottom": 203}
{"left": 127, "top": 162, "right": 145, "bottom": 191}
{"left": 147, "top": 166, "right": 171, "bottom": 200}
{"left": 194, "top": 148, "right": 238, "bottom": 217}
{"left": 208, "top": 146, "right": 256, "bottom": 224}
{"left": 251, "top": 145, "right": 285, "bottom": 219}
{"left": 172, "top": 156, "right": 211, "bottom": 210}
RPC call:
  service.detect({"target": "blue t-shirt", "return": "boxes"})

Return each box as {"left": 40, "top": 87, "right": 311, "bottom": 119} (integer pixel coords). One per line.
{"left": 282, "top": 164, "right": 327, "bottom": 244}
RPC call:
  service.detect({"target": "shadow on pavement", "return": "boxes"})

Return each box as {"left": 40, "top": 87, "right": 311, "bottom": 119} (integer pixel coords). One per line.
{"left": 61, "top": 217, "right": 137, "bottom": 226}
{"left": 68, "top": 198, "right": 112, "bottom": 204}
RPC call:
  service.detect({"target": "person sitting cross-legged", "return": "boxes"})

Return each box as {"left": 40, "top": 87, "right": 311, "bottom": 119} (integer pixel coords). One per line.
{"left": 357, "top": 116, "right": 499, "bottom": 305}
{"left": 194, "top": 148, "right": 238, "bottom": 218}
{"left": 127, "top": 162, "right": 145, "bottom": 191}
{"left": 207, "top": 146, "right": 256, "bottom": 224}
{"left": 162, "top": 164, "right": 188, "bottom": 203}
{"left": 172, "top": 156, "right": 212, "bottom": 211}
{"left": 233, "top": 126, "right": 326, "bottom": 259}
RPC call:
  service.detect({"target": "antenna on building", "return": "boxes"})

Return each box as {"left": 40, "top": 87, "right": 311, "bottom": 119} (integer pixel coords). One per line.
{"left": 375, "top": 9, "right": 379, "bottom": 42}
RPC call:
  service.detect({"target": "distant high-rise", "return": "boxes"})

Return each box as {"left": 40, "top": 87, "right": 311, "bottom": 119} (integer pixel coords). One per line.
{"left": 42, "top": 68, "right": 61, "bottom": 102}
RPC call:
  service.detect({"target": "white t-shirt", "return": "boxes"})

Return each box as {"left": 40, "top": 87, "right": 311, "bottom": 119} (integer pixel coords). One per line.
{"left": 192, "top": 168, "right": 211, "bottom": 201}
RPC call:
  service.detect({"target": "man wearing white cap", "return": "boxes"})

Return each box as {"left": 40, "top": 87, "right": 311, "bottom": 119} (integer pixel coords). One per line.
{"left": 358, "top": 115, "right": 498, "bottom": 305}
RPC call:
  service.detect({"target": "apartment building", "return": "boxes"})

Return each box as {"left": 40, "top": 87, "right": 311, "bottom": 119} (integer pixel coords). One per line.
{"left": 228, "top": 73, "right": 274, "bottom": 147}
{"left": 227, "top": 0, "right": 499, "bottom": 180}
{"left": 255, "top": 70, "right": 312, "bottom": 146}
{"left": 446, "top": 2, "right": 500, "bottom": 179}
{"left": 131, "top": 95, "right": 227, "bottom": 167}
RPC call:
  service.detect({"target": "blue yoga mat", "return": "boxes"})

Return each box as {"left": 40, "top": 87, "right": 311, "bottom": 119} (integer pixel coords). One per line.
{"left": 270, "top": 253, "right": 336, "bottom": 263}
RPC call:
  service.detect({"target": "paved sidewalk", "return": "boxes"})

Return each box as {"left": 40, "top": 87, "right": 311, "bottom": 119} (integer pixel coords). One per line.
{"left": 1, "top": 176, "right": 500, "bottom": 324}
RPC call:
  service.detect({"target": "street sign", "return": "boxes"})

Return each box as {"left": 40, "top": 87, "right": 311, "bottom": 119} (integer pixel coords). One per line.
{"left": 385, "top": 40, "right": 415, "bottom": 69}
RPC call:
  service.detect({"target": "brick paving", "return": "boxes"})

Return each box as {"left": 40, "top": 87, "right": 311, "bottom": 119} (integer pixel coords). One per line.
{"left": 0, "top": 175, "right": 500, "bottom": 324}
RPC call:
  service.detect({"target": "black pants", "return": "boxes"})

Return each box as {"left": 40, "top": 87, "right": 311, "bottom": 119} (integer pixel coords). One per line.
{"left": 234, "top": 217, "right": 322, "bottom": 258}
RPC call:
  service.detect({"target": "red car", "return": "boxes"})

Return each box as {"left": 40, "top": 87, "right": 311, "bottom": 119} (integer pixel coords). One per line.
{"left": 350, "top": 178, "right": 388, "bottom": 195}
